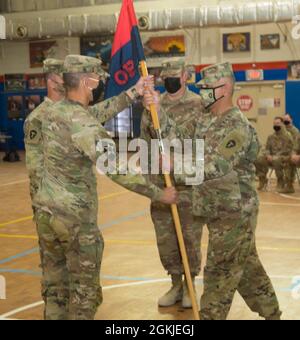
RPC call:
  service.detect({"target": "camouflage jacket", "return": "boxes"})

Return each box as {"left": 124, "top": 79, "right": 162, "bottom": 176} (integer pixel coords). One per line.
{"left": 24, "top": 97, "right": 53, "bottom": 201}
{"left": 159, "top": 107, "right": 260, "bottom": 220}
{"left": 264, "top": 130, "right": 294, "bottom": 157}
{"left": 24, "top": 92, "right": 133, "bottom": 202}
{"left": 34, "top": 99, "right": 163, "bottom": 221}
{"left": 286, "top": 125, "right": 300, "bottom": 144}
{"left": 294, "top": 134, "right": 300, "bottom": 155}
{"left": 140, "top": 88, "right": 203, "bottom": 193}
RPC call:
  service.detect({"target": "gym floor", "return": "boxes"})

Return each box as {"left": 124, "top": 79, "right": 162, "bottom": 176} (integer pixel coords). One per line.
{"left": 0, "top": 152, "right": 299, "bottom": 320}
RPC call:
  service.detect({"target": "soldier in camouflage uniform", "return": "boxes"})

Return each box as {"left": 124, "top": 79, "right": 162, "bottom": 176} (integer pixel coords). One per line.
{"left": 284, "top": 114, "right": 299, "bottom": 142}
{"left": 291, "top": 134, "right": 300, "bottom": 167}
{"left": 34, "top": 55, "right": 177, "bottom": 320}
{"left": 24, "top": 59, "right": 65, "bottom": 210}
{"left": 145, "top": 62, "right": 281, "bottom": 320}
{"left": 255, "top": 117, "right": 295, "bottom": 193}
{"left": 141, "top": 59, "right": 204, "bottom": 308}
{"left": 284, "top": 114, "right": 300, "bottom": 187}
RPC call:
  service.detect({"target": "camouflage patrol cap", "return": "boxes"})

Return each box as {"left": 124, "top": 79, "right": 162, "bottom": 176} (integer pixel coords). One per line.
{"left": 160, "top": 58, "right": 186, "bottom": 78}
{"left": 43, "top": 59, "right": 64, "bottom": 75}
{"left": 63, "top": 55, "right": 108, "bottom": 78}
{"left": 197, "top": 62, "right": 235, "bottom": 86}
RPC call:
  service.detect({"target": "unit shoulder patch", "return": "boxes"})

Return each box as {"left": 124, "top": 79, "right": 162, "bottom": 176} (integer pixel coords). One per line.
{"left": 25, "top": 126, "right": 42, "bottom": 145}
{"left": 218, "top": 129, "right": 245, "bottom": 160}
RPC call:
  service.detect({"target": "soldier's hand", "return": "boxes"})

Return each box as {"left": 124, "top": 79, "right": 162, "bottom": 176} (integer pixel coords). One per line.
{"left": 159, "top": 187, "right": 178, "bottom": 205}
{"left": 291, "top": 154, "right": 300, "bottom": 165}
{"left": 267, "top": 155, "right": 273, "bottom": 163}
{"left": 143, "top": 89, "right": 161, "bottom": 112}
{"left": 135, "top": 76, "right": 154, "bottom": 96}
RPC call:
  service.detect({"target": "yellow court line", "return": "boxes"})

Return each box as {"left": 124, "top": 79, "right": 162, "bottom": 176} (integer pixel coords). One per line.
{"left": 99, "top": 191, "right": 128, "bottom": 201}
{"left": 0, "top": 191, "right": 129, "bottom": 229}
{"left": 0, "top": 216, "right": 33, "bottom": 228}
{"left": 0, "top": 234, "right": 38, "bottom": 240}
{"left": 259, "top": 246, "right": 300, "bottom": 253}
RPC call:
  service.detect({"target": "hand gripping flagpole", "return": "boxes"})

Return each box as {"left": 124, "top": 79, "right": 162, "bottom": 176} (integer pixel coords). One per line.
{"left": 140, "top": 60, "right": 200, "bottom": 321}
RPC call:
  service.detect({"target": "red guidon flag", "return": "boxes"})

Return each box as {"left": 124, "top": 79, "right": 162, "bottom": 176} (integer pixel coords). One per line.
{"left": 105, "top": 0, "right": 145, "bottom": 98}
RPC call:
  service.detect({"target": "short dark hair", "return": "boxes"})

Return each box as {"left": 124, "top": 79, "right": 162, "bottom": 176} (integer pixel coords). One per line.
{"left": 63, "top": 73, "right": 85, "bottom": 91}
{"left": 274, "top": 117, "right": 284, "bottom": 122}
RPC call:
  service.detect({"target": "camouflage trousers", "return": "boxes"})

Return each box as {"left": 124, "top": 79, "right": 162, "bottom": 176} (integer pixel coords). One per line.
{"left": 150, "top": 190, "right": 203, "bottom": 276}
{"left": 200, "top": 211, "right": 281, "bottom": 320}
{"left": 255, "top": 155, "right": 294, "bottom": 184}
{"left": 36, "top": 210, "right": 104, "bottom": 320}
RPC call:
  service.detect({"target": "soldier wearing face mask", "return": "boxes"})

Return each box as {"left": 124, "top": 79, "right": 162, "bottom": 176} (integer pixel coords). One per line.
{"left": 140, "top": 58, "right": 204, "bottom": 309}
{"left": 255, "top": 117, "right": 294, "bottom": 193}
{"left": 144, "top": 62, "right": 281, "bottom": 320}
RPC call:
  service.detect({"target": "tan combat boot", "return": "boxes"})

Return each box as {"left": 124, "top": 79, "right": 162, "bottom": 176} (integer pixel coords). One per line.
{"left": 158, "top": 275, "right": 183, "bottom": 307}
{"left": 182, "top": 278, "right": 197, "bottom": 309}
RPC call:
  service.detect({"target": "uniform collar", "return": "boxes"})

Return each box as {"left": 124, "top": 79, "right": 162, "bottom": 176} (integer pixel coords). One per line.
{"left": 44, "top": 97, "right": 54, "bottom": 104}
{"left": 65, "top": 99, "right": 85, "bottom": 108}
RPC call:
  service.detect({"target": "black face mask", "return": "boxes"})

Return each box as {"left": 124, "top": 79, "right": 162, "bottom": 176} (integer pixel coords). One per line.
{"left": 90, "top": 80, "right": 105, "bottom": 105}
{"left": 164, "top": 78, "right": 182, "bottom": 94}
{"left": 284, "top": 120, "right": 291, "bottom": 126}
{"left": 274, "top": 126, "right": 281, "bottom": 132}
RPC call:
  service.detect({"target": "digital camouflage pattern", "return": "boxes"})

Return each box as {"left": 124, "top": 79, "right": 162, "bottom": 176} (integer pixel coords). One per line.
{"left": 34, "top": 99, "right": 163, "bottom": 320}
{"left": 286, "top": 124, "right": 300, "bottom": 144}
{"left": 141, "top": 88, "right": 204, "bottom": 276}
{"left": 158, "top": 100, "right": 281, "bottom": 320}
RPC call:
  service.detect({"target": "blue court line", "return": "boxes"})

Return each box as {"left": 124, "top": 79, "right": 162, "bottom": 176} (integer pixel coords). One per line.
{"left": 100, "top": 210, "right": 148, "bottom": 230}
{"left": 0, "top": 268, "right": 41, "bottom": 276}
{"left": 0, "top": 248, "right": 39, "bottom": 265}
{"left": 279, "top": 280, "right": 300, "bottom": 292}
{"left": 0, "top": 209, "right": 149, "bottom": 266}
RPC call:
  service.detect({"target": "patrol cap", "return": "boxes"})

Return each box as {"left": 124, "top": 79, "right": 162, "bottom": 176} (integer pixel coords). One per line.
{"left": 196, "top": 62, "right": 235, "bottom": 87}
{"left": 160, "top": 58, "right": 186, "bottom": 78}
{"left": 63, "top": 55, "right": 108, "bottom": 78}
{"left": 43, "top": 59, "right": 64, "bottom": 75}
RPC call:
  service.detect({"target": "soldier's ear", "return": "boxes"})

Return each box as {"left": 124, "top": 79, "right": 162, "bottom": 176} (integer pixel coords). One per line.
{"left": 224, "top": 82, "right": 232, "bottom": 96}
{"left": 182, "top": 71, "right": 188, "bottom": 83}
